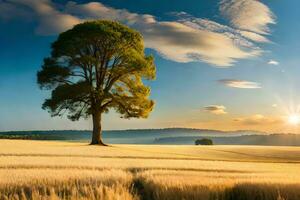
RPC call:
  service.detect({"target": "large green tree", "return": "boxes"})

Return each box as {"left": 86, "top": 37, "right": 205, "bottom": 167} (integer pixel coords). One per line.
{"left": 37, "top": 20, "right": 156, "bottom": 145}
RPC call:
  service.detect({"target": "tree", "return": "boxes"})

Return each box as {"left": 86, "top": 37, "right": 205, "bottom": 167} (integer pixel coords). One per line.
{"left": 195, "top": 138, "right": 213, "bottom": 145}
{"left": 37, "top": 20, "right": 156, "bottom": 145}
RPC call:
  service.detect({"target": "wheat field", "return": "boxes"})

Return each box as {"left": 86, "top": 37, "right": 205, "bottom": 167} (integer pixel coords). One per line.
{"left": 0, "top": 140, "right": 300, "bottom": 200}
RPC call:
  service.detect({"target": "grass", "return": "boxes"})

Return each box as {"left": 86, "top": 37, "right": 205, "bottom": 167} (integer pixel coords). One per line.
{"left": 0, "top": 140, "right": 300, "bottom": 200}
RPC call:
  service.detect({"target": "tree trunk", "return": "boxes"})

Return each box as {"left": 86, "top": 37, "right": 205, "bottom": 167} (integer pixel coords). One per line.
{"left": 90, "top": 111, "right": 107, "bottom": 146}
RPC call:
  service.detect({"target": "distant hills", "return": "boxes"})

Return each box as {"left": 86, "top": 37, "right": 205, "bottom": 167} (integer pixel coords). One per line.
{"left": 153, "top": 134, "right": 300, "bottom": 146}
{"left": 1, "top": 128, "right": 300, "bottom": 146}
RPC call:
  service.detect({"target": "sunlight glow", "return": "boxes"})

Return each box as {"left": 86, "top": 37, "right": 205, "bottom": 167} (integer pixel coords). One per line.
{"left": 288, "top": 114, "right": 300, "bottom": 125}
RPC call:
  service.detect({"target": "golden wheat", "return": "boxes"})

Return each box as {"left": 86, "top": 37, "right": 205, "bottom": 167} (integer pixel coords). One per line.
{"left": 1, "top": 140, "right": 300, "bottom": 200}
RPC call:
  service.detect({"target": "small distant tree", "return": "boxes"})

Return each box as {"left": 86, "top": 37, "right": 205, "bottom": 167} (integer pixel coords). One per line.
{"left": 195, "top": 138, "right": 213, "bottom": 145}
{"left": 37, "top": 20, "right": 156, "bottom": 145}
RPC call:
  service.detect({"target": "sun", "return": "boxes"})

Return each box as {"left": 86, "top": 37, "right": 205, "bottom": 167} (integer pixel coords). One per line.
{"left": 288, "top": 114, "right": 300, "bottom": 125}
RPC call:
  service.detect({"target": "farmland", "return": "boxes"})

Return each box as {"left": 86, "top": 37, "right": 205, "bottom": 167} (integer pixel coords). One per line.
{"left": 0, "top": 140, "right": 300, "bottom": 199}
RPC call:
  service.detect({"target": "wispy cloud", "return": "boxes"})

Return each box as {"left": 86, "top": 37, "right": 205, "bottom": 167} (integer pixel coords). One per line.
{"left": 234, "top": 114, "right": 282, "bottom": 125}
{"left": 268, "top": 60, "right": 279, "bottom": 65}
{"left": 218, "top": 79, "right": 261, "bottom": 89}
{"left": 204, "top": 105, "right": 227, "bottom": 115}
{"left": 239, "top": 31, "right": 270, "bottom": 43}
{"left": 65, "top": 2, "right": 265, "bottom": 66}
{"left": 0, "top": 0, "right": 275, "bottom": 67}
{"left": 0, "top": 0, "right": 33, "bottom": 21}
{"left": 220, "top": 0, "right": 275, "bottom": 35}
{"left": 1, "top": 0, "right": 81, "bottom": 35}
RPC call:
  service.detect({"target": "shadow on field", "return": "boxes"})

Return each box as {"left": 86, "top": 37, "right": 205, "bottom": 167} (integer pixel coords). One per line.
{"left": 1, "top": 173, "right": 300, "bottom": 200}
{"left": 131, "top": 178, "right": 300, "bottom": 200}
{"left": 224, "top": 184, "right": 300, "bottom": 200}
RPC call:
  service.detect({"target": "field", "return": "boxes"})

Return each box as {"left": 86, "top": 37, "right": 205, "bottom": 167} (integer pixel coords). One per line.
{"left": 0, "top": 140, "right": 300, "bottom": 200}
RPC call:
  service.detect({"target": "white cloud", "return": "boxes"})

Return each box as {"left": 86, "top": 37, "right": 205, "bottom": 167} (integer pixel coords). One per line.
{"left": 174, "top": 12, "right": 268, "bottom": 46}
{"left": 0, "top": 0, "right": 275, "bottom": 67}
{"left": 220, "top": 0, "right": 275, "bottom": 35}
{"left": 239, "top": 31, "right": 270, "bottom": 43}
{"left": 268, "top": 60, "right": 279, "bottom": 65}
{"left": 66, "top": 2, "right": 269, "bottom": 66}
{"left": 218, "top": 79, "right": 261, "bottom": 89}
{"left": 141, "top": 21, "right": 260, "bottom": 66}
{"left": 65, "top": 1, "right": 155, "bottom": 25}
{"left": 204, "top": 105, "right": 227, "bottom": 115}
{"left": 5, "top": 0, "right": 81, "bottom": 35}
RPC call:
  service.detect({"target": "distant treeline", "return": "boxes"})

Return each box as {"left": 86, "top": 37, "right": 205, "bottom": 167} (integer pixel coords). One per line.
{"left": 1, "top": 129, "right": 300, "bottom": 146}
{"left": 154, "top": 134, "right": 300, "bottom": 146}
{"left": 0, "top": 134, "right": 64, "bottom": 140}
{"left": 0, "top": 130, "right": 91, "bottom": 140}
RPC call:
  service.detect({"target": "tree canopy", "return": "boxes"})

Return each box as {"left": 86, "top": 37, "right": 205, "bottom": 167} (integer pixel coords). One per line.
{"left": 37, "top": 20, "right": 156, "bottom": 144}
{"left": 195, "top": 138, "right": 213, "bottom": 145}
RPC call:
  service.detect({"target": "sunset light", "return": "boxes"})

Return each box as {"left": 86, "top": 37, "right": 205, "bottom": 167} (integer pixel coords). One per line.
{"left": 288, "top": 114, "right": 300, "bottom": 125}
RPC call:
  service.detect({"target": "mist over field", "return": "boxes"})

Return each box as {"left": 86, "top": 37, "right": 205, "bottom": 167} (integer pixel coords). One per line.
{"left": 2, "top": 128, "right": 300, "bottom": 146}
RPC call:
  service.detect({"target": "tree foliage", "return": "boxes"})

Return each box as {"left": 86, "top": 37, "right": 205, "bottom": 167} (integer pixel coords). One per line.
{"left": 37, "top": 20, "right": 156, "bottom": 123}
{"left": 195, "top": 138, "right": 213, "bottom": 145}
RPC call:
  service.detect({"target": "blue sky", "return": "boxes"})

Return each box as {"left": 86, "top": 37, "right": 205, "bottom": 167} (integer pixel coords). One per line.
{"left": 1, "top": 0, "right": 300, "bottom": 133}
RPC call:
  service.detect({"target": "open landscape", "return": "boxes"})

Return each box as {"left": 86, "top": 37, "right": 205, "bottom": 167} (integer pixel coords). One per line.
{"left": 1, "top": 140, "right": 300, "bottom": 200}
{"left": 1, "top": 0, "right": 299, "bottom": 199}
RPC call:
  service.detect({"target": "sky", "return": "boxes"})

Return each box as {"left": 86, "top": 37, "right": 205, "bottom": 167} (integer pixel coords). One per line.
{"left": 1, "top": 0, "right": 300, "bottom": 133}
